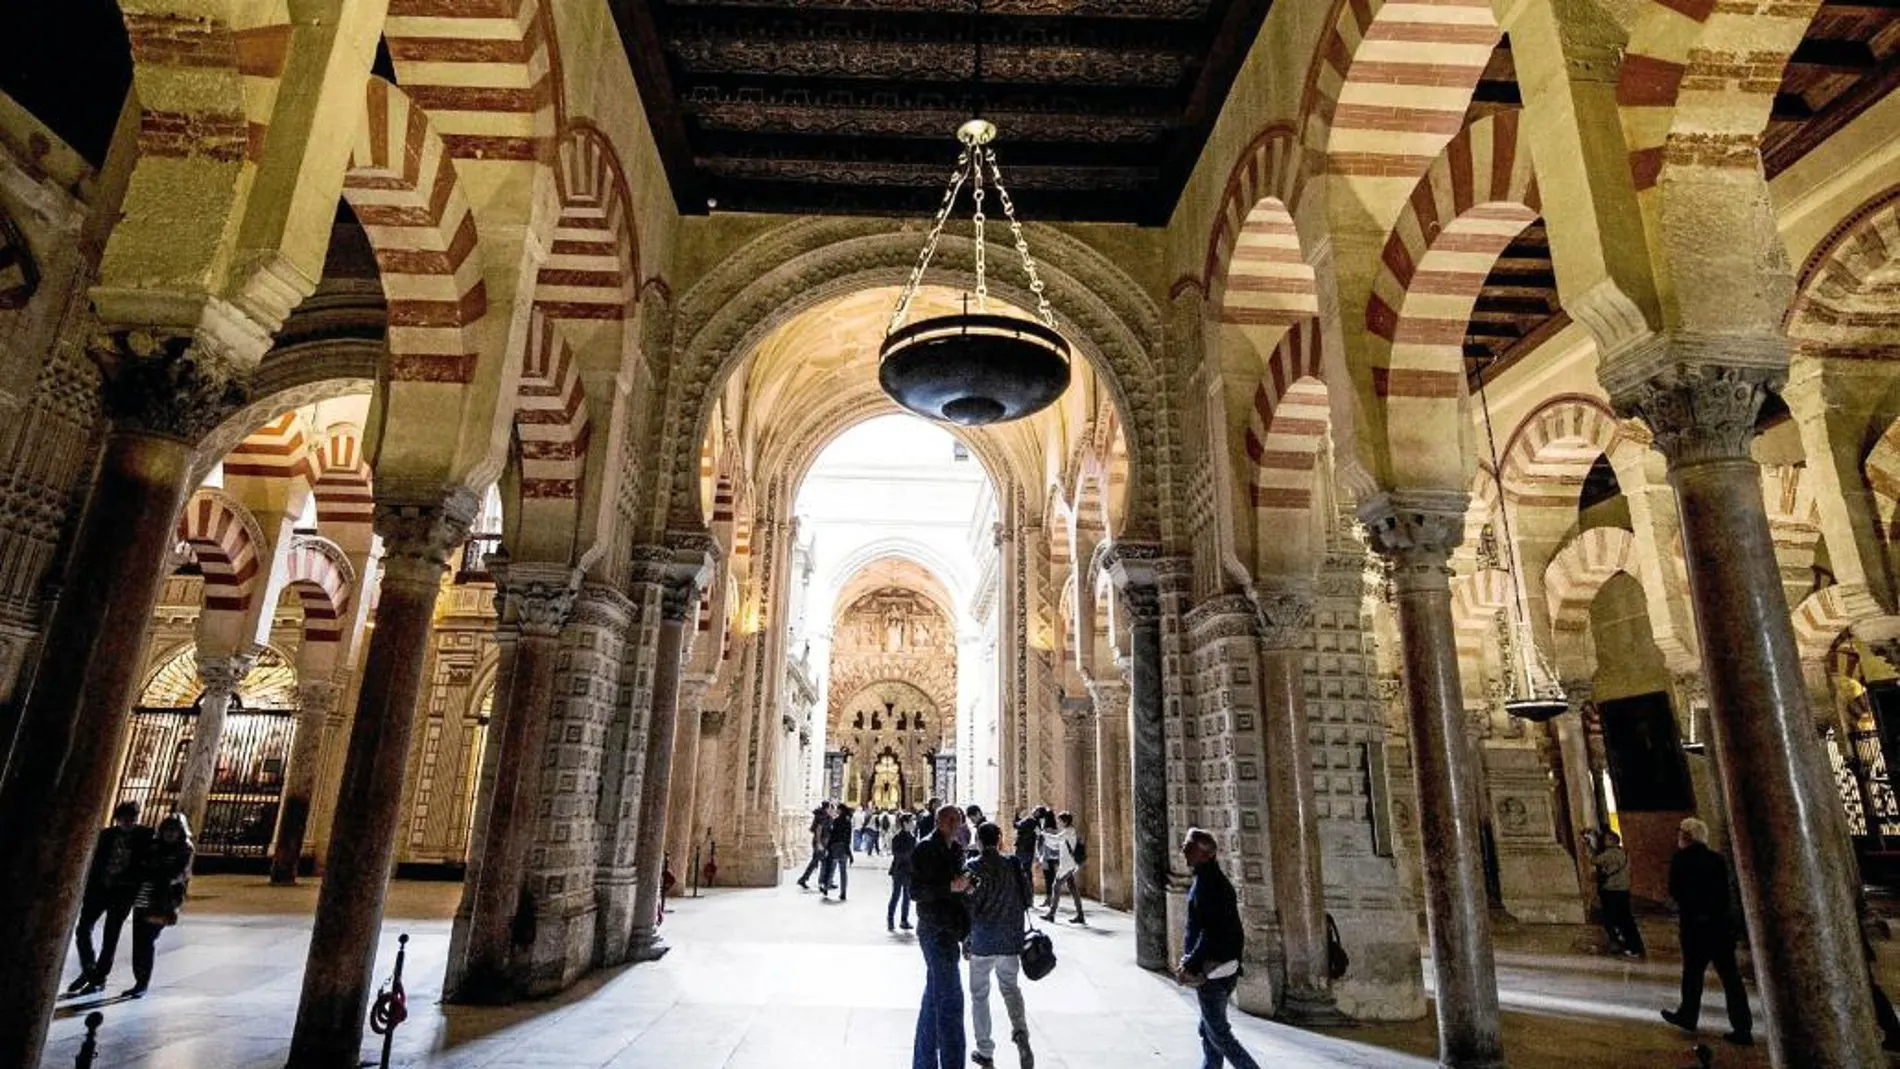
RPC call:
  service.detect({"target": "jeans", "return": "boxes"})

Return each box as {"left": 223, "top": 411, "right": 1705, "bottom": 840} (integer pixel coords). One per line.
{"left": 913, "top": 921, "right": 966, "bottom": 1069}
{"left": 820, "top": 846, "right": 850, "bottom": 898}
{"left": 1600, "top": 889, "right": 1644, "bottom": 954}
{"left": 888, "top": 873, "right": 913, "bottom": 928}
{"left": 968, "top": 953, "right": 1027, "bottom": 1058}
{"left": 1195, "top": 974, "right": 1261, "bottom": 1069}
{"left": 797, "top": 845, "right": 824, "bottom": 886}
{"left": 1040, "top": 861, "right": 1057, "bottom": 906}
{"left": 131, "top": 918, "right": 165, "bottom": 988}
{"left": 1044, "top": 872, "right": 1084, "bottom": 921}
{"left": 75, "top": 896, "right": 133, "bottom": 982}
{"left": 1676, "top": 928, "right": 1752, "bottom": 1037}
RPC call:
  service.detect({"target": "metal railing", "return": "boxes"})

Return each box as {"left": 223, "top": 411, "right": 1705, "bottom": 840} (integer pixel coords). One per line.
{"left": 112, "top": 706, "right": 297, "bottom": 857}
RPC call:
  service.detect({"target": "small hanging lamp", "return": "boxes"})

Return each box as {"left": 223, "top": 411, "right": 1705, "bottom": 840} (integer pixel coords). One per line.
{"left": 878, "top": 0, "right": 1071, "bottom": 427}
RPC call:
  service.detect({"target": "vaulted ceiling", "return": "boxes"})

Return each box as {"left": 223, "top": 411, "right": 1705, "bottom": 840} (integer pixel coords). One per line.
{"left": 609, "top": 0, "right": 1277, "bottom": 222}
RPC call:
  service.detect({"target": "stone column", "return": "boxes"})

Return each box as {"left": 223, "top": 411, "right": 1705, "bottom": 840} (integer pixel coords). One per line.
{"left": 447, "top": 559, "right": 578, "bottom": 1003}
{"left": 175, "top": 651, "right": 255, "bottom": 831}
{"left": 1556, "top": 682, "right": 1601, "bottom": 912}
{"left": 1087, "top": 674, "right": 1132, "bottom": 910}
{"left": 665, "top": 674, "right": 714, "bottom": 874}
{"left": 0, "top": 325, "right": 250, "bottom": 1069}
{"left": 271, "top": 679, "right": 343, "bottom": 884}
{"left": 1058, "top": 695, "right": 1095, "bottom": 828}
{"left": 288, "top": 493, "right": 478, "bottom": 1068}
{"left": 628, "top": 540, "right": 714, "bottom": 961}
{"left": 1605, "top": 343, "right": 1880, "bottom": 1065}
{"left": 1254, "top": 583, "right": 1338, "bottom": 1021}
{"left": 1106, "top": 544, "right": 1168, "bottom": 971}
{"left": 1361, "top": 490, "right": 1504, "bottom": 1069}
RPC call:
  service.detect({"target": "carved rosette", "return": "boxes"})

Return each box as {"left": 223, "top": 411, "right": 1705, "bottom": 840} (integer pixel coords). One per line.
{"left": 492, "top": 558, "right": 582, "bottom": 639}
{"left": 1358, "top": 490, "right": 1467, "bottom": 594}
{"left": 1599, "top": 334, "right": 1786, "bottom": 467}
{"left": 89, "top": 328, "right": 252, "bottom": 443}
{"left": 1252, "top": 580, "right": 1315, "bottom": 651}
{"left": 373, "top": 490, "right": 480, "bottom": 589}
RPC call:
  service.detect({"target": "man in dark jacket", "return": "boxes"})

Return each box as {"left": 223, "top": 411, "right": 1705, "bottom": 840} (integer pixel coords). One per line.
{"left": 820, "top": 804, "right": 855, "bottom": 901}
{"left": 795, "top": 801, "right": 833, "bottom": 890}
{"left": 1175, "top": 827, "right": 1260, "bottom": 1069}
{"left": 910, "top": 804, "right": 971, "bottom": 1069}
{"left": 965, "top": 822, "right": 1034, "bottom": 1068}
{"left": 888, "top": 812, "right": 918, "bottom": 932}
{"left": 66, "top": 801, "right": 152, "bottom": 995}
{"left": 1661, "top": 817, "right": 1753, "bottom": 1046}
{"left": 1013, "top": 808, "right": 1044, "bottom": 879}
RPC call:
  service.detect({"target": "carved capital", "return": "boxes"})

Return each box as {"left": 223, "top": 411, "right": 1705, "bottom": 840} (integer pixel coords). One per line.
{"left": 1085, "top": 676, "right": 1129, "bottom": 716}
{"left": 373, "top": 489, "right": 481, "bottom": 588}
{"left": 490, "top": 555, "right": 581, "bottom": 638}
{"left": 1104, "top": 540, "right": 1163, "bottom": 624}
{"left": 88, "top": 327, "right": 251, "bottom": 443}
{"left": 197, "top": 651, "right": 256, "bottom": 697}
{"left": 700, "top": 708, "right": 727, "bottom": 734}
{"left": 1250, "top": 579, "right": 1315, "bottom": 651}
{"left": 1060, "top": 696, "right": 1097, "bottom": 738}
{"left": 571, "top": 583, "right": 634, "bottom": 632}
{"left": 1599, "top": 333, "right": 1787, "bottom": 466}
{"left": 1358, "top": 490, "right": 1468, "bottom": 593}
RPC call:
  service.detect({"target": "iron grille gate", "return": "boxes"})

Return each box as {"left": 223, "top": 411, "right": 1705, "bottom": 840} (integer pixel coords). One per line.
{"left": 113, "top": 706, "right": 298, "bottom": 857}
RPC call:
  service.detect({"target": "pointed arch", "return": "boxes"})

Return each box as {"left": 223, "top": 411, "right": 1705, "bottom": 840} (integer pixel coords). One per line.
{"left": 1203, "top": 124, "right": 1317, "bottom": 327}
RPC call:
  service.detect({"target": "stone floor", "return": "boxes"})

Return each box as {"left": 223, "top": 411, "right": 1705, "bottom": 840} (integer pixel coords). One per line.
{"left": 38, "top": 863, "right": 1853, "bottom": 1068}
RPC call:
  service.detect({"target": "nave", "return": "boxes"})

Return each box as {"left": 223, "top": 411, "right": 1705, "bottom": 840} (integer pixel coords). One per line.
{"left": 38, "top": 865, "right": 1788, "bottom": 1069}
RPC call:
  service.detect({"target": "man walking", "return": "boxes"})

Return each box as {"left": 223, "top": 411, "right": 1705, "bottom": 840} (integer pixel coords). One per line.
{"left": 1661, "top": 817, "right": 1752, "bottom": 1046}
{"left": 889, "top": 812, "right": 918, "bottom": 932}
{"left": 821, "top": 803, "right": 855, "bottom": 901}
{"left": 1590, "top": 830, "right": 1644, "bottom": 957}
{"left": 1175, "top": 828, "right": 1261, "bottom": 1069}
{"left": 64, "top": 801, "right": 151, "bottom": 995}
{"left": 965, "top": 822, "right": 1034, "bottom": 1068}
{"left": 911, "top": 804, "right": 971, "bottom": 1069}
{"left": 796, "top": 801, "right": 833, "bottom": 890}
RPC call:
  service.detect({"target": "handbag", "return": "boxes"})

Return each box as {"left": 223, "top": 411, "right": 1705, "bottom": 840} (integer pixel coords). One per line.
{"left": 1325, "top": 913, "right": 1350, "bottom": 980}
{"left": 1021, "top": 922, "right": 1057, "bottom": 981}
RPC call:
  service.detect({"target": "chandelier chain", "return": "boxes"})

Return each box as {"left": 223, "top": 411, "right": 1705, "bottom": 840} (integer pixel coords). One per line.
{"left": 986, "top": 147, "right": 1055, "bottom": 327}
{"left": 889, "top": 150, "right": 971, "bottom": 335}
{"left": 971, "top": 147, "right": 988, "bottom": 313}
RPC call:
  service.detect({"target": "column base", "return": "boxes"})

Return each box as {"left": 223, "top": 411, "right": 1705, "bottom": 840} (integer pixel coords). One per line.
{"left": 523, "top": 901, "right": 598, "bottom": 997}
{"left": 1278, "top": 986, "right": 1353, "bottom": 1026}
{"left": 445, "top": 972, "right": 519, "bottom": 1006}
{"left": 594, "top": 873, "right": 637, "bottom": 967}
{"left": 628, "top": 928, "right": 672, "bottom": 963}
{"left": 716, "top": 829, "right": 783, "bottom": 887}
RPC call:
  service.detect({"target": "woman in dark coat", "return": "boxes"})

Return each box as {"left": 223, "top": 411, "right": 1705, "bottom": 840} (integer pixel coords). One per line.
{"left": 126, "top": 813, "right": 193, "bottom": 997}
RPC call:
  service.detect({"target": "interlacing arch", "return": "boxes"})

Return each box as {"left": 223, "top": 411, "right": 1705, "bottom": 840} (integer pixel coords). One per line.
{"left": 176, "top": 489, "right": 266, "bottom": 615}
{"left": 1203, "top": 124, "right": 1316, "bottom": 327}
{"left": 1497, "top": 397, "right": 1629, "bottom": 509}
{"left": 1788, "top": 184, "right": 1900, "bottom": 346}
{"left": 341, "top": 77, "right": 488, "bottom": 384}
{"left": 1543, "top": 527, "right": 1637, "bottom": 638}
{"left": 281, "top": 536, "right": 353, "bottom": 645}
{"left": 1301, "top": 0, "right": 1500, "bottom": 179}
{"left": 384, "top": 0, "right": 564, "bottom": 161}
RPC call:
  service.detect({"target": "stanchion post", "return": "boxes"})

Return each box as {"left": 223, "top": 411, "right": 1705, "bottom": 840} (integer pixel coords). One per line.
{"left": 74, "top": 1011, "right": 103, "bottom": 1069}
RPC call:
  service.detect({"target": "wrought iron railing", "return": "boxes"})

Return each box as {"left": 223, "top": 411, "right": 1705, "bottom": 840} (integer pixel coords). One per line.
{"left": 113, "top": 706, "right": 297, "bottom": 857}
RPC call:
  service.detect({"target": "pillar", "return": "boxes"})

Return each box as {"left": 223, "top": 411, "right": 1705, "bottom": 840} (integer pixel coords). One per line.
{"left": 288, "top": 492, "right": 478, "bottom": 1068}
{"left": 1255, "top": 583, "right": 1338, "bottom": 1020}
{"left": 1604, "top": 343, "right": 1880, "bottom": 1066}
{"left": 271, "top": 679, "right": 343, "bottom": 884}
{"left": 665, "top": 675, "right": 713, "bottom": 875}
{"left": 1107, "top": 544, "right": 1169, "bottom": 971}
{"left": 0, "top": 325, "right": 251, "bottom": 1069}
{"left": 1361, "top": 490, "right": 1504, "bottom": 1069}
{"left": 1087, "top": 674, "right": 1132, "bottom": 909}
{"left": 447, "top": 559, "right": 578, "bottom": 1003}
{"left": 1058, "top": 695, "right": 1095, "bottom": 830}
{"left": 175, "top": 651, "right": 255, "bottom": 831}
{"left": 627, "top": 540, "right": 714, "bottom": 961}
{"left": 1555, "top": 682, "right": 1601, "bottom": 912}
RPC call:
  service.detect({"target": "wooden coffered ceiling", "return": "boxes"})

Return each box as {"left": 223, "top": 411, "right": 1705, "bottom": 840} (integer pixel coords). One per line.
{"left": 608, "top": 0, "right": 1276, "bottom": 222}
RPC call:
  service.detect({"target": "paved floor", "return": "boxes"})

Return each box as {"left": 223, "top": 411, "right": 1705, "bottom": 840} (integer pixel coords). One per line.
{"left": 35, "top": 863, "right": 1830, "bottom": 1068}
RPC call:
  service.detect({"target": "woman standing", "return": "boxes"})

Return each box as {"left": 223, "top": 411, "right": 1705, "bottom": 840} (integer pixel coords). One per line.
{"left": 126, "top": 813, "right": 193, "bottom": 998}
{"left": 1040, "top": 811, "right": 1085, "bottom": 925}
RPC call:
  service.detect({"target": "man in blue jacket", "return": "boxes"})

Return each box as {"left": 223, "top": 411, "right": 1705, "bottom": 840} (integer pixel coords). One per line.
{"left": 1175, "top": 827, "right": 1260, "bottom": 1069}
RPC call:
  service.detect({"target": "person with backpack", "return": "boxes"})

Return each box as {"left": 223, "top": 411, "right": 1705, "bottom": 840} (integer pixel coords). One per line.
{"left": 964, "top": 822, "right": 1034, "bottom": 1069}
{"left": 1040, "top": 810, "right": 1085, "bottom": 925}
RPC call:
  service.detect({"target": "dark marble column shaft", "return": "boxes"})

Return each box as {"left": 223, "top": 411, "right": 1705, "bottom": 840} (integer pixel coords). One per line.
{"left": 450, "top": 560, "right": 577, "bottom": 1003}
{"left": 1363, "top": 491, "right": 1504, "bottom": 1069}
{"left": 1608, "top": 349, "right": 1880, "bottom": 1067}
{"left": 271, "top": 679, "right": 343, "bottom": 884}
{"left": 288, "top": 493, "right": 476, "bottom": 1068}
{"left": 1108, "top": 545, "right": 1168, "bottom": 971}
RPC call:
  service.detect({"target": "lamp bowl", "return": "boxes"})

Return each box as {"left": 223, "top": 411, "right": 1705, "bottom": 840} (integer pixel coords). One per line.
{"left": 878, "top": 312, "right": 1070, "bottom": 426}
{"left": 1504, "top": 697, "right": 1569, "bottom": 723}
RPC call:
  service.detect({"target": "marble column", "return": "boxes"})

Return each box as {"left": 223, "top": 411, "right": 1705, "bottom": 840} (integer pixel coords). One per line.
{"left": 1361, "top": 491, "right": 1504, "bottom": 1069}
{"left": 1254, "top": 583, "right": 1338, "bottom": 1021}
{"left": 0, "top": 326, "right": 250, "bottom": 1069}
{"left": 628, "top": 540, "right": 714, "bottom": 961}
{"left": 1605, "top": 344, "right": 1880, "bottom": 1066}
{"left": 665, "top": 674, "right": 714, "bottom": 874}
{"left": 176, "top": 651, "right": 256, "bottom": 831}
{"left": 1058, "top": 695, "right": 1095, "bottom": 827}
{"left": 1087, "top": 674, "right": 1132, "bottom": 910}
{"left": 288, "top": 493, "right": 478, "bottom": 1068}
{"left": 271, "top": 679, "right": 343, "bottom": 884}
{"left": 1107, "top": 544, "right": 1168, "bottom": 971}
{"left": 447, "top": 559, "right": 578, "bottom": 1004}
{"left": 1556, "top": 682, "right": 1601, "bottom": 912}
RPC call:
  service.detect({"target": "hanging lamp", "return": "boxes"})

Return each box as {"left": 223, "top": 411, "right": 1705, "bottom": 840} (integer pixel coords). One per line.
{"left": 1472, "top": 352, "right": 1570, "bottom": 723}
{"left": 878, "top": 0, "right": 1071, "bottom": 427}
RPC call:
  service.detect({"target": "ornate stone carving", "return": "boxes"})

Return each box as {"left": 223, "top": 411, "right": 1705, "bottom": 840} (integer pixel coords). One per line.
{"left": 1358, "top": 490, "right": 1468, "bottom": 593}
{"left": 372, "top": 490, "right": 481, "bottom": 588}
{"left": 1104, "top": 540, "right": 1163, "bottom": 623}
{"left": 1251, "top": 580, "right": 1315, "bottom": 651}
{"left": 490, "top": 556, "right": 582, "bottom": 638}
{"left": 198, "top": 651, "right": 256, "bottom": 695}
{"left": 1599, "top": 333, "right": 1787, "bottom": 466}
{"left": 88, "top": 327, "right": 252, "bottom": 443}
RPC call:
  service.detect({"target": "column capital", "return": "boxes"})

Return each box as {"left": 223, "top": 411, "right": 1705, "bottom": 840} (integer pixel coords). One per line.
{"left": 1599, "top": 332, "right": 1787, "bottom": 466}
{"left": 197, "top": 651, "right": 256, "bottom": 695}
{"left": 1358, "top": 489, "right": 1468, "bottom": 592}
{"left": 296, "top": 678, "right": 344, "bottom": 714}
{"left": 88, "top": 326, "right": 253, "bottom": 443}
{"left": 1250, "top": 578, "right": 1315, "bottom": 650}
{"left": 1059, "top": 695, "right": 1097, "bottom": 737}
{"left": 570, "top": 582, "right": 634, "bottom": 631}
{"left": 632, "top": 533, "right": 718, "bottom": 623}
{"left": 489, "top": 555, "right": 582, "bottom": 638}
{"left": 374, "top": 490, "right": 481, "bottom": 588}
{"left": 1104, "top": 540, "right": 1163, "bottom": 623}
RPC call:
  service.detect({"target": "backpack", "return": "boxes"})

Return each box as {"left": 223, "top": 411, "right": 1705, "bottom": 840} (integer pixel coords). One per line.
{"left": 1325, "top": 913, "right": 1350, "bottom": 980}
{"left": 1021, "top": 923, "right": 1058, "bottom": 981}
{"left": 1071, "top": 836, "right": 1087, "bottom": 866}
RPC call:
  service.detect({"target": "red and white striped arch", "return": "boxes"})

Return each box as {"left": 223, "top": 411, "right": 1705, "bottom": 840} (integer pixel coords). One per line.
{"left": 384, "top": 0, "right": 562, "bottom": 162}
{"left": 310, "top": 424, "right": 374, "bottom": 546}
{"left": 1789, "top": 186, "right": 1900, "bottom": 345}
{"left": 1497, "top": 397, "right": 1628, "bottom": 509}
{"left": 222, "top": 410, "right": 310, "bottom": 483}
{"left": 1463, "top": 464, "right": 1501, "bottom": 565}
{"left": 538, "top": 123, "right": 639, "bottom": 320}
{"left": 1204, "top": 124, "right": 1316, "bottom": 327}
{"left": 1452, "top": 567, "right": 1513, "bottom": 664}
{"left": 177, "top": 490, "right": 265, "bottom": 615}
{"left": 1543, "top": 526, "right": 1637, "bottom": 638}
{"left": 1243, "top": 319, "right": 1330, "bottom": 571}
{"left": 281, "top": 536, "right": 353, "bottom": 645}
{"left": 1366, "top": 112, "right": 1539, "bottom": 472}
{"left": 1867, "top": 420, "right": 1900, "bottom": 543}
{"left": 342, "top": 77, "right": 488, "bottom": 384}
{"left": 516, "top": 310, "right": 589, "bottom": 499}
{"left": 117, "top": 2, "right": 289, "bottom": 165}
{"left": 1301, "top": 0, "right": 1499, "bottom": 182}
{"left": 1792, "top": 585, "right": 1882, "bottom": 663}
